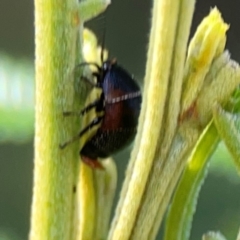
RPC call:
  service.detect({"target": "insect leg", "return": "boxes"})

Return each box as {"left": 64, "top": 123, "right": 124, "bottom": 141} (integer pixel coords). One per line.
{"left": 81, "top": 156, "right": 104, "bottom": 170}
{"left": 63, "top": 99, "right": 101, "bottom": 117}
{"left": 63, "top": 92, "right": 104, "bottom": 116}
{"left": 59, "top": 116, "right": 103, "bottom": 149}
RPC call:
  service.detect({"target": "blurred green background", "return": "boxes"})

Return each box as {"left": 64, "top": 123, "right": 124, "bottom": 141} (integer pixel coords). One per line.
{"left": 1, "top": 0, "right": 240, "bottom": 239}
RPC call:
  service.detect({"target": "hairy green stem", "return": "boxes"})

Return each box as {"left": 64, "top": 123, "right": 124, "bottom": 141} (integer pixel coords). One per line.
{"left": 31, "top": 1, "right": 110, "bottom": 239}
{"left": 79, "top": 0, "right": 110, "bottom": 22}
{"left": 110, "top": 4, "right": 240, "bottom": 240}
{"left": 129, "top": 0, "right": 195, "bottom": 239}
{"left": 213, "top": 106, "right": 240, "bottom": 174}
{"left": 109, "top": 0, "right": 189, "bottom": 239}
{"left": 164, "top": 122, "right": 220, "bottom": 240}
{"left": 31, "top": 0, "right": 80, "bottom": 239}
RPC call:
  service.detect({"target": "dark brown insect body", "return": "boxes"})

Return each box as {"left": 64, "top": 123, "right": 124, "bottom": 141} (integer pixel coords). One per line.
{"left": 61, "top": 59, "right": 141, "bottom": 168}
{"left": 81, "top": 59, "right": 141, "bottom": 163}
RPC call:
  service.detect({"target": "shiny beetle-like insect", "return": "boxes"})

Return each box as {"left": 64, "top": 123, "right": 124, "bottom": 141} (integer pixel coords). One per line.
{"left": 60, "top": 53, "right": 141, "bottom": 169}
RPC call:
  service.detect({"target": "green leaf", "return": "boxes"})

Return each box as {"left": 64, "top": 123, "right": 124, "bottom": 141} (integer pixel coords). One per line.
{"left": 164, "top": 122, "right": 220, "bottom": 240}
{"left": 213, "top": 105, "right": 240, "bottom": 174}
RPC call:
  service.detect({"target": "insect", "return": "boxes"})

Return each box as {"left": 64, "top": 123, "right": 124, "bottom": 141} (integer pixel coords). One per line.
{"left": 60, "top": 44, "right": 142, "bottom": 169}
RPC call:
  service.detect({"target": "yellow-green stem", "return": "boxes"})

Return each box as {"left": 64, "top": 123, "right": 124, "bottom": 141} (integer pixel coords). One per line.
{"left": 31, "top": 0, "right": 80, "bottom": 239}
{"left": 108, "top": 0, "right": 181, "bottom": 239}
{"left": 31, "top": 1, "right": 110, "bottom": 239}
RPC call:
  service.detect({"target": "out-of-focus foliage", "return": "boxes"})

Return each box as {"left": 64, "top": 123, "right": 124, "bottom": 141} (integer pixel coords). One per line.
{"left": 0, "top": 53, "right": 34, "bottom": 142}
{"left": 0, "top": 227, "right": 23, "bottom": 240}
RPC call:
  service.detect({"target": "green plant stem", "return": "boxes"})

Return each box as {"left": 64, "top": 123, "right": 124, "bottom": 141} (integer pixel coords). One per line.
{"left": 78, "top": 163, "right": 96, "bottom": 240}
{"left": 140, "top": 124, "right": 200, "bottom": 240}
{"left": 108, "top": 0, "right": 190, "bottom": 239}
{"left": 129, "top": 0, "right": 196, "bottom": 239}
{"left": 129, "top": 7, "right": 240, "bottom": 240}
{"left": 79, "top": 0, "right": 110, "bottom": 22}
{"left": 93, "top": 159, "right": 117, "bottom": 240}
{"left": 164, "top": 121, "right": 220, "bottom": 240}
{"left": 213, "top": 105, "right": 240, "bottom": 173}
{"left": 30, "top": 0, "right": 80, "bottom": 239}
{"left": 31, "top": 1, "right": 110, "bottom": 239}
